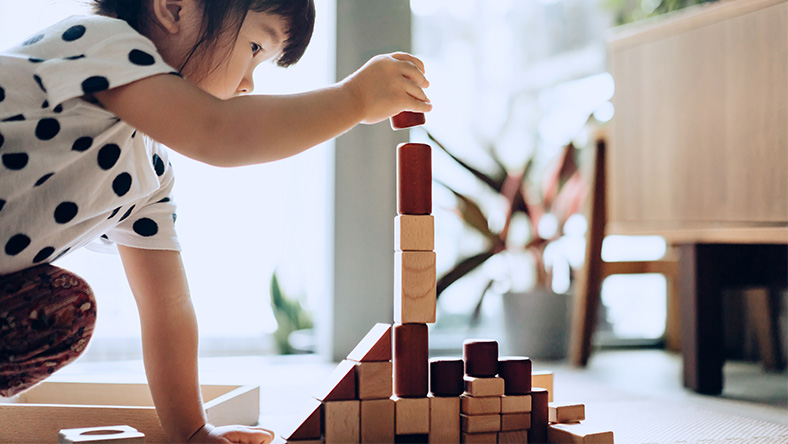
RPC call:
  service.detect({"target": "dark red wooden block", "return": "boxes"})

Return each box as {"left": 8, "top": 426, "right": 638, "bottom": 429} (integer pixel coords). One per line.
{"left": 393, "top": 323, "right": 429, "bottom": 397}
{"left": 529, "top": 387, "right": 549, "bottom": 444}
{"left": 395, "top": 433, "right": 429, "bottom": 443}
{"left": 429, "top": 357, "right": 464, "bottom": 397}
{"left": 397, "top": 143, "right": 432, "bottom": 215}
{"left": 498, "top": 356, "right": 532, "bottom": 395}
{"left": 391, "top": 111, "right": 426, "bottom": 130}
{"left": 463, "top": 339, "right": 498, "bottom": 377}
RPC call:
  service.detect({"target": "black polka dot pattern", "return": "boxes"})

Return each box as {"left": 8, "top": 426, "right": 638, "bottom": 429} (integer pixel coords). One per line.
{"left": 112, "top": 173, "right": 132, "bottom": 196}
{"left": 62, "top": 25, "right": 86, "bottom": 42}
{"left": 33, "top": 247, "right": 55, "bottom": 263}
{"left": 129, "top": 49, "right": 155, "bottom": 66}
{"left": 23, "top": 34, "right": 44, "bottom": 46}
{"left": 72, "top": 137, "right": 93, "bottom": 152}
{"left": 0, "top": 86, "right": 5, "bottom": 102}
{"left": 98, "top": 144, "right": 121, "bottom": 170}
{"left": 54, "top": 202, "right": 78, "bottom": 224}
{"left": 53, "top": 104, "right": 63, "bottom": 113}
{"left": 5, "top": 234, "right": 31, "bottom": 256}
{"left": 0, "top": 131, "right": 4, "bottom": 149}
{"left": 153, "top": 154, "right": 165, "bottom": 176}
{"left": 133, "top": 218, "right": 158, "bottom": 237}
{"left": 108, "top": 206, "right": 121, "bottom": 219}
{"left": 33, "top": 75, "right": 46, "bottom": 92}
{"left": 2, "top": 153, "right": 29, "bottom": 170}
{"left": 157, "top": 197, "right": 171, "bottom": 203}
{"left": 28, "top": 57, "right": 44, "bottom": 63}
{"left": 119, "top": 205, "right": 135, "bottom": 222}
{"left": 34, "top": 173, "right": 54, "bottom": 187}
{"left": 65, "top": 54, "right": 85, "bottom": 61}
{"left": 42, "top": 100, "right": 49, "bottom": 109}
{"left": 2, "top": 114, "right": 24, "bottom": 122}
{"left": 82, "top": 76, "right": 110, "bottom": 95}
{"left": 0, "top": 199, "right": 5, "bottom": 212}
{"left": 35, "top": 118, "right": 60, "bottom": 140}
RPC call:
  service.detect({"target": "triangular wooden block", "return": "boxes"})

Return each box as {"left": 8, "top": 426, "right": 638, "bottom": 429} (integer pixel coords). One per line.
{"left": 314, "top": 359, "right": 357, "bottom": 401}
{"left": 281, "top": 398, "right": 322, "bottom": 440}
{"left": 347, "top": 323, "right": 392, "bottom": 362}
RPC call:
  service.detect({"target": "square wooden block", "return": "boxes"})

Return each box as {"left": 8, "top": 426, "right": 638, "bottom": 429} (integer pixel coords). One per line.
{"left": 501, "top": 413, "right": 531, "bottom": 431}
{"left": 498, "top": 429, "right": 529, "bottom": 444}
{"left": 501, "top": 395, "right": 531, "bottom": 414}
{"left": 356, "top": 361, "right": 393, "bottom": 400}
{"left": 324, "top": 400, "right": 360, "bottom": 444}
{"left": 549, "top": 402, "right": 585, "bottom": 424}
{"left": 394, "top": 251, "right": 437, "bottom": 324}
{"left": 460, "top": 414, "right": 500, "bottom": 434}
{"left": 460, "top": 394, "right": 501, "bottom": 415}
{"left": 395, "top": 215, "right": 434, "bottom": 252}
{"left": 361, "top": 398, "right": 395, "bottom": 443}
{"left": 532, "top": 371, "right": 554, "bottom": 403}
{"left": 429, "top": 395, "right": 460, "bottom": 444}
{"left": 460, "top": 432, "right": 498, "bottom": 443}
{"left": 393, "top": 396, "right": 430, "bottom": 435}
{"left": 463, "top": 376, "right": 504, "bottom": 398}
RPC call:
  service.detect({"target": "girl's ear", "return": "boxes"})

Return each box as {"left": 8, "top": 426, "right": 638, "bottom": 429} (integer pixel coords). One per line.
{"left": 151, "top": 0, "right": 187, "bottom": 34}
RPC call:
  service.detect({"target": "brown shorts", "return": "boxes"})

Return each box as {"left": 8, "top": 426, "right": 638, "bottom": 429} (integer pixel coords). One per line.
{"left": 0, "top": 264, "right": 96, "bottom": 397}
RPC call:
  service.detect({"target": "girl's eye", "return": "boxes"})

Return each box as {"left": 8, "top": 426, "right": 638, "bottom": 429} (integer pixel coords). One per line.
{"left": 251, "top": 42, "right": 263, "bottom": 55}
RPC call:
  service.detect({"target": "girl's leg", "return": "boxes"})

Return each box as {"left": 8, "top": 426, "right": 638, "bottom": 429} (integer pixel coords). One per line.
{"left": 0, "top": 264, "right": 97, "bottom": 397}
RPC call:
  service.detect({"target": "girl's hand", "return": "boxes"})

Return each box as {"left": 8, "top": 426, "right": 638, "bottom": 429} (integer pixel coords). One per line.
{"left": 342, "top": 52, "right": 432, "bottom": 124}
{"left": 188, "top": 424, "right": 275, "bottom": 444}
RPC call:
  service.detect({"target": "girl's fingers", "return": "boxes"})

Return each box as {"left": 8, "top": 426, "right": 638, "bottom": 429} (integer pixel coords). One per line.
{"left": 391, "top": 52, "right": 426, "bottom": 73}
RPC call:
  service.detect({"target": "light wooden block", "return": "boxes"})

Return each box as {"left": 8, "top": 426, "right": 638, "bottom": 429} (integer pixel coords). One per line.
{"left": 0, "top": 382, "right": 258, "bottom": 444}
{"left": 347, "top": 323, "right": 392, "bottom": 362}
{"left": 498, "top": 429, "right": 529, "bottom": 444}
{"left": 324, "top": 400, "right": 360, "bottom": 444}
{"left": 59, "top": 425, "right": 144, "bottom": 443}
{"left": 394, "top": 251, "right": 437, "bottom": 324}
{"left": 281, "top": 398, "right": 322, "bottom": 440}
{"left": 463, "top": 376, "right": 504, "bottom": 398}
{"left": 547, "top": 423, "right": 614, "bottom": 444}
{"left": 460, "top": 414, "right": 500, "bottom": 434}
{"left": 460, "top": 394, "right": 501, "bottom": 415}
{"left": 461, "top": 432, "right": 497, "bottom": 444}
{"left": 501, "top": 413, "right": 531, "bottom": 431}
{"left": 395, "top": 215, "right": 434, "bottom": 251}
{"left": 361, "top": 398, "right": 395, "bottom": 443}
{"left": 356, "top": 361, "right": 393, "bottom": 400}
{"left": 315, "top": 360, "right": 356, "bottom": 402}
{"left": 532, "top": 371, "right": 554, "bottom": 402}
{"left": 501, "top": 395, "right": 531, "bottom": 414}
{"left": 429, "top": 395, "right": 460, "bottom": 444}
{"left": 549, "top": 403, "right": 585, "bottom": 424}
{"left": 393, "top": 396, "right": 430, "bottom": 435}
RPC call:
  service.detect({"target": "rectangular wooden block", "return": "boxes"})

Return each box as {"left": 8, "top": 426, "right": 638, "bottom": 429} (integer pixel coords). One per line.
{"left": 356, "top": 361, "right": 393, "bottom": 400}
{"left": 463, "top": 376, "right": 504, "bottom": 398}
{"left": 501, "top": 395, "right": 531, "bottom": 414}
{"left": 395, "top": 434, "right": 430, "bottom": 443}
{"left": 498, "top": 430, "right": 529, "bottom": 444}
{"left": 460, "top": 414, "right": 500, "bottom": 434}
{"left": 324, "top": 400, "right": 360, "bottom": 444}
{"left": 393, "top": 324, "right": 429, "bottom": 398}
{"left": 460, "top": 432, "right": 497, "bottom": 443}
{"left": 532, "top": 371, "right": 554, "bottom": 402}
{"left": 529, "top": 388, "right": 549, "bottom": 444}
{"left": 460, "top": 394, "right": 501, "bottom": 415}
{"left": 347, "top": 323, "right": 392, "bottom": 362}
{"left": 361, "top": 398, "right": 395, "bottom": 443}
{"left": 429, "top": 395, "right": 460, "bottom": 444}
{"left": 59, "top": 426, "right": 144, "bottom": 443}
{"left": 394, "top": 396, "right": 430, "bottom": 435}
{"left": 501, "top": 413, "right": 531, "bottom": 431}
{"left": 394, "top": 251, "right": 437, "bottom": 324}
{"left": 395, "top": 215, "right": 434, "bottom": 251}
{"left": 547, "top": 423, "right": 614, "bottom": 444}
{"left": 549, "top": 402, "right": 585, "bottom": 424}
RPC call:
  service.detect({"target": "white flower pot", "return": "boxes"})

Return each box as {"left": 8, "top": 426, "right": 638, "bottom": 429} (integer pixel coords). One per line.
{"left": 501, "top": 288, "right": 572, "bottom": 360}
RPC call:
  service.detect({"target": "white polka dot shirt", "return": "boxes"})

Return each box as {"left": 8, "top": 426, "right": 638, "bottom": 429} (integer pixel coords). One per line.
{"left": 0, "top": 15, "right": 181, "bottom": 274}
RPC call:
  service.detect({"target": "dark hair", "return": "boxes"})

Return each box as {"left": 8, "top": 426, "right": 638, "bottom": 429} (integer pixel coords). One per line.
{"left": 93, "top": 0, "right": 315, "bottom": 71}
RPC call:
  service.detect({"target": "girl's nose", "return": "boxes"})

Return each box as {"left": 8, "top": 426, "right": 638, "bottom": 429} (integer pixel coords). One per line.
{"left": 237, "top": 74, "right": 255, "bottom": 96}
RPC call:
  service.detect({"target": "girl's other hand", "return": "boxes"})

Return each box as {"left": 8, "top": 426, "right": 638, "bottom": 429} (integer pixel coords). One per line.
{"left": 188, "top": 424, "right": 275, "bottom": 444}
{"left": 342, "top": 52, "right": 432, "bottom": 125}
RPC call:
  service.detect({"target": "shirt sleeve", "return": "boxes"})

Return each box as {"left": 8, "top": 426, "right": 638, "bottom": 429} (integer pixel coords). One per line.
{"left": 33, "top": 16, "right": 176, "bottom": 107}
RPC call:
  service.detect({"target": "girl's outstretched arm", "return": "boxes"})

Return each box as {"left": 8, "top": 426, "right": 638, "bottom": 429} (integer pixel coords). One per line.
{"left": 95, "top": 52, "right": 431, "bottom": 167}
{"left": 118, "top": 246, "right": 274, "bottom": 444}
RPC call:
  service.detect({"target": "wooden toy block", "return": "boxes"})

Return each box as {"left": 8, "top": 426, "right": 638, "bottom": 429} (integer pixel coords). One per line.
{"left": 429, "top": 357, "right": 464, "bottom": 397}
{"left": 395, "top": 434, "right": 430, "bottom": 443}
{"left": 391, "top": 111, "right": 426, "bottom": 130}
{"left": 428, "top": 395, "right": 460, "bottom": 444}
{"left": 460, "top": 432, "right": 497, "bottom": 444}
{"left": 547, "top": 423, "right": 614, "bottom": 443}
{"left": 460, "top": 414, "right": 500, "bottom": 434}
{"left": 459, "top": 394, "right": 501, "bottom": 415}
{"left": 462, "top": 340, "right": 498, "bottom": 377}
{"left": 528, "top": 388, "right": 548, "bottom": 444}
{"left": 395, "top": 215, "right": 434, "bottom": 252}
{"left": 360, "top": 398, "right": 395, "bottom": 443}
{"left": 393, "top": 323, "right": 429, "bottom": 398}
{"left": 463, "top": 376, "right": 504, "bottom": 398}
{"left": 58, "top": 425, "right": 144, "bottom": 443}
{"left": 394, "top": 251, "right": 437, "bottom": 324}
{"left": 501, "top": 394, "right": 531, "bottom": 414}
{"left": 356, "top": 361, "right": 393, "bottom": 400}
{"left": 397, "top": 143, "right": 432, "bottom": 215}
{"left": 324, "top": 400, "right": 360, "bottom": 444}
{"left": 532, "top": 371, "right": 554, "bottom": 402}
{"left": 497, "top": 429, "right": 529, "bottom": 444}
{"left": 498, "top": 357, "right": 532, "bottom": 395}
{"left": 281, "top": 398, "right": 322, "bottom": 441}
{"left": 314, "top": 360, "right": 356, "bottom": 402}
{"left": 549, "top": 402, "right": 585, "bottom": 424}
{"left": 347, "top": 323, "right": 391, "bottom": 362}
{"left": 393, "top": 396, "right": 430, "bottom": 435}
{"left": 501, "top": 413, "right": 531, "bottom": 431}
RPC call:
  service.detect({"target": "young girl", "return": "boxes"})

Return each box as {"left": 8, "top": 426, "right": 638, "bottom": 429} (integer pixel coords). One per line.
{"left": 0, "top": 0, "right": 430, "bottom": 442}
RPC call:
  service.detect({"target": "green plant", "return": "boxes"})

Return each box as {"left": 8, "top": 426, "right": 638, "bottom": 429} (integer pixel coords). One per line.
{"left": 604, "top": 0, "right": 716, "bottom": 25}
{"left": 270, "top": 272, "right": 313, "bottom": 354}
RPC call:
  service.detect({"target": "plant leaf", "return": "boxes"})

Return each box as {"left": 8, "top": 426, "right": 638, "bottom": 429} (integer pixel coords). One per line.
{"left": 426, "top": 130, "right": 507, "bottom": 193}
{"left": 435, "top": 181, "right": 498, "bottom": 242}
{"left": 437, "top": 249, "right": 499, "bottom": 298}
{"left": 469, "top": 279, "right": 496, "bottom": 328}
